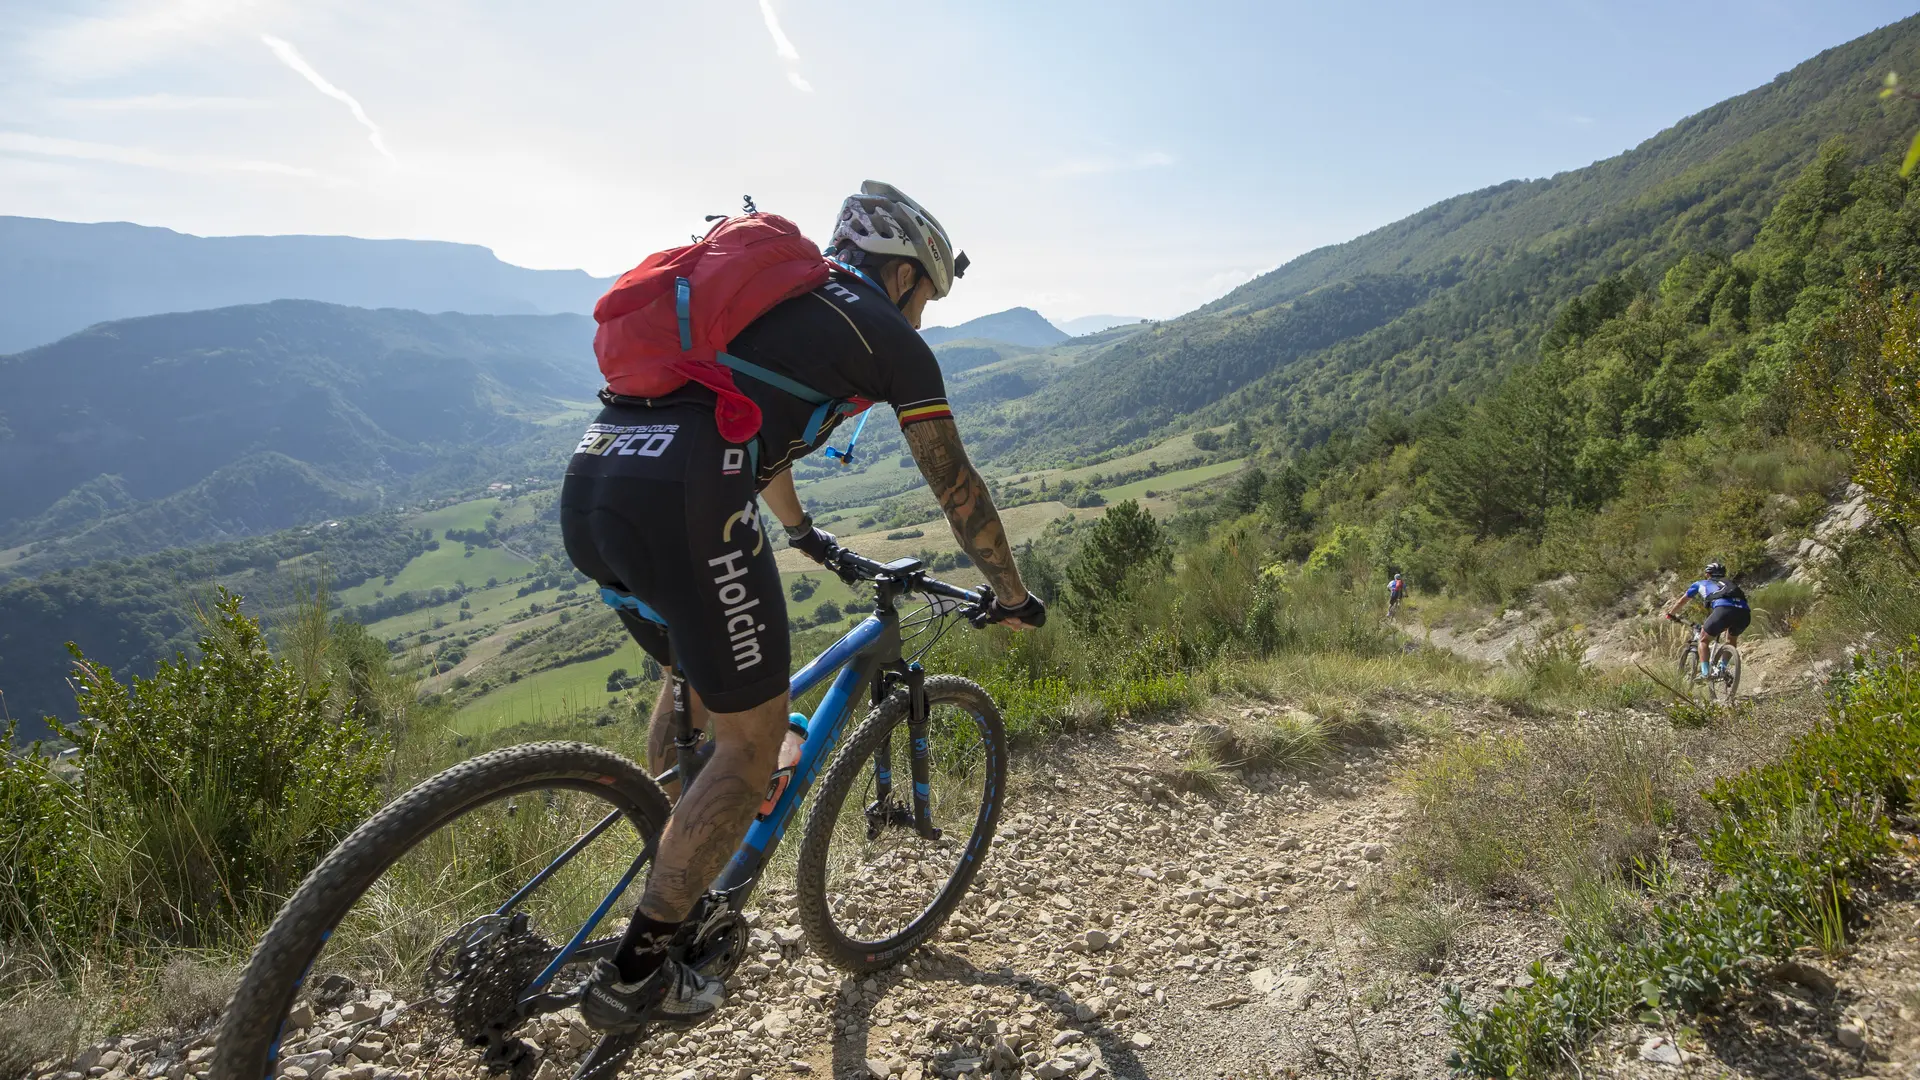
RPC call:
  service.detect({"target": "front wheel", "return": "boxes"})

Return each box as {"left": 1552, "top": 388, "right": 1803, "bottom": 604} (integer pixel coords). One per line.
{"left": 211, "top": 742, "right": 669, "bottom": 1080}
{"left": 795, "top": 676, "right": 1006, "bottom": 973}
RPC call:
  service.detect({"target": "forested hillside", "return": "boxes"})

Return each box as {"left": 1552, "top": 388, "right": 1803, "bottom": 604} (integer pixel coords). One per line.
{"left": 0, "top": 216, "right": 611, "bottom": 353}
{"left": 0, "top": 514, "right": 431, "bottom": 741}
{"left": 961, "top": 14, "right": 1920, "bottom": 464}
{"left": 0, "top": 301, "right": 597, "bottom": 562}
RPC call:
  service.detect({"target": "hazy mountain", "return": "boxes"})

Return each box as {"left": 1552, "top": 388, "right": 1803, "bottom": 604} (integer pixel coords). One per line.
{"left": 920, "top": 307, "right": 1070, "bottom": 348}
{"left": 0, "top": 300, "right": 598, "bottom": 558}
{"left": 1054, "top": 314, "right": 1148, "bottom": 336}
{"left": 0, "top": 216, "right": 614, "bottom": 353}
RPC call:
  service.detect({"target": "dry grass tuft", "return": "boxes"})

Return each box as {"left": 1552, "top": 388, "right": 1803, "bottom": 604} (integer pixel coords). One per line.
{"left": 156, "top": 955, "right": 240, "bottom": 1031}
{"left": 1366, "top": 896, "right": 1475, "bottom": 973}
{"left": 0, "top": 996, "right": 82, "bottom": 1076}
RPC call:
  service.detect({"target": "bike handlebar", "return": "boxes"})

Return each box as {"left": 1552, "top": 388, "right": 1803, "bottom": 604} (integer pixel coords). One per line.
{"left": 818, "top": 544, "right": 1000, "bottom": 624}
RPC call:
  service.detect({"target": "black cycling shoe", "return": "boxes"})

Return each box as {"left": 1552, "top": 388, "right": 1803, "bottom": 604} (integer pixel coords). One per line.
{"left": 579, "top": 957, "right": 725, "bottom": 1032}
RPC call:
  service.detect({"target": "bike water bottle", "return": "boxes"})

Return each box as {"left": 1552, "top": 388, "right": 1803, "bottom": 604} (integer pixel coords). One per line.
{"left": 756, "top": 714, "right": 809, "bottom": 820}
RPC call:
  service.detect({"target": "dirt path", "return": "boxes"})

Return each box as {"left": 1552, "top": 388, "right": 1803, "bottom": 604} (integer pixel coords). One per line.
{"left": 581, "top": 708, "right": 1562, "bottom": 1080}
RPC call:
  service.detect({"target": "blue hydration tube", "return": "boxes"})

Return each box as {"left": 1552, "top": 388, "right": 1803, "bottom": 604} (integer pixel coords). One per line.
{"left": 822, "top": 408, "right": 872, "bottom": 467}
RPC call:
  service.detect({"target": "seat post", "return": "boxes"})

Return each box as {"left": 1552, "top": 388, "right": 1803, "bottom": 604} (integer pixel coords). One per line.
{"left": 668, "top": 642, "right": 704, "bottom": 787}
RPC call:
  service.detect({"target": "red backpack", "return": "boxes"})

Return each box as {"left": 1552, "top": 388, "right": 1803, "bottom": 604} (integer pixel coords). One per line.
{"left": 594, "top": 213, "right": 867, "bottom": 445}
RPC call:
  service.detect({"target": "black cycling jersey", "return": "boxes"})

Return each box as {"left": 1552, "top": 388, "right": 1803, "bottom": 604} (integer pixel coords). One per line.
{"left": 725, "top": 265, "right": 952, "bottom": 486}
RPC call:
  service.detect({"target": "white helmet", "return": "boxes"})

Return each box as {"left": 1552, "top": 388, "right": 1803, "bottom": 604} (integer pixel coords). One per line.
{"left": 828, "top": 181, "right": 968, "bottom": 299}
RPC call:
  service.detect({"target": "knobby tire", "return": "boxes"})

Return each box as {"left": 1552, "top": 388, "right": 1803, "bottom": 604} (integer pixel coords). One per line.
{"left": 211, "top": 742, "right": 669, "bottom": 1080}
{"left": 794, "top": 676, "right": 1006, "bottom": 973}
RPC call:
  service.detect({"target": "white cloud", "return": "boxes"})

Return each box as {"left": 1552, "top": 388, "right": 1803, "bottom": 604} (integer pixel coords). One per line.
{"left": 260, "top": 34, "right": 397, "bottom": 162}
{"left": 1040, "top": 151, "right": 1175, "bottom": 179}
{"left": 0, "top": 131, "right": 321, "bottom": 179}
{"left": 757, "top": 0, "right": 812, "bottom": 93}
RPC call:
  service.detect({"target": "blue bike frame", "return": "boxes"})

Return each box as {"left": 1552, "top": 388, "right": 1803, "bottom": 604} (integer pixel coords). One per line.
{"left": 518, "top": 610, "right": 899, "bottom": 992}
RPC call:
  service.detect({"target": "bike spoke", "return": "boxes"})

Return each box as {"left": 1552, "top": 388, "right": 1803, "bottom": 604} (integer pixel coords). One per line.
{"left": 820, "top": 702, "right": 988, "bottom": 945}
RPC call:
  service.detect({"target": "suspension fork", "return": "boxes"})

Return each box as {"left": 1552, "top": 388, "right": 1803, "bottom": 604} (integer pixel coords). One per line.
{"left": 903, "top": 663, "right": 942, "bottom": 840}
{"left": 864, "top": 664, "right": 940, "bottom": 840}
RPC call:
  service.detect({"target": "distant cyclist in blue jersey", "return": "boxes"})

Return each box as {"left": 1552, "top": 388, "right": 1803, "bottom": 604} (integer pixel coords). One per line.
{"left": 1661, "top": 561, "right": 1750, "bottom": 677}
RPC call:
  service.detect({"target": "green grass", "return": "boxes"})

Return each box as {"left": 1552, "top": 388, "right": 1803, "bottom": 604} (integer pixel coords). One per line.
{"left": 365, "top": 582, "right": 560, "bottom": 641}
{"left": 1098, "top": 458, "right": 1245, "bottom": 502}
{"left": 338, "top": 541, "right": 531, "bottom": 607}
{"left": 408, "top": 497, "right": 523, "bottom": 535}
{"left": 453, "top": 646, "right": 649, "bottom": 735}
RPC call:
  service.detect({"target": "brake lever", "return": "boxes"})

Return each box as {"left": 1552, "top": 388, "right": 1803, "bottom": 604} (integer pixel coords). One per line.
{"left": 823, "top": 546, "right": 861, "bottom": 586}
{"left": 967, "top": 586, "right": 997, "bottom": 628}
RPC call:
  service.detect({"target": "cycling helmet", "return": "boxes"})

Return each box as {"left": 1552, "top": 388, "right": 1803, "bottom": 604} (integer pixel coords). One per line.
{"left": 827, "top": 181, "right": 969, "bottom": 299}
{"left": 1704, "top": 561, "right": 1727, "bottom": 578}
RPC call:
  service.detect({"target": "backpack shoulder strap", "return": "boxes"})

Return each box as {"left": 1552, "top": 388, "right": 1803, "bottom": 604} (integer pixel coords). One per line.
{"left": 717, "top": 351, "right": 831, "bottom": 404}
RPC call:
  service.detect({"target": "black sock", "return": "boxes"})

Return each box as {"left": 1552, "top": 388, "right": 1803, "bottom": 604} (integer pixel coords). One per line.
{"left": 613, "top": 911, "right": 681, "bottom": 982}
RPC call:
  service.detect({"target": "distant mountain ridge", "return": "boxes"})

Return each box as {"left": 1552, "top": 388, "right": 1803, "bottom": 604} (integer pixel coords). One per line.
{"left": 0, "top": 300, "right": 598, "bottom": 568}
{"left": 0, "top": 216, "right": 614, "bottom": 353}
{"left": 920, "top": 307, "right": 1069, "bottom": 348}
{"left": 1054, "top": 314, "right": 1148, "bottom": 336}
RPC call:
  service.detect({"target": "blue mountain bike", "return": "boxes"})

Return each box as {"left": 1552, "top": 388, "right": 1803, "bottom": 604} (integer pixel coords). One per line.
{"left": 213, "top": 548, "right": 1008, "bottom": 1080}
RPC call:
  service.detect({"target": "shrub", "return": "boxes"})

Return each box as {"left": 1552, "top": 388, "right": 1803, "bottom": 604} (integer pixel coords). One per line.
{"left": 6, "top": 591, "right": 388, "bottom": 955}
{"left": 0, "top": 994, "right": 80, "bottom": 1077}
{"left": 1748, "top": 579, "right": 1816, "bottom": 636}
{"left": 156, "top": 955, "right": 241, "bottom": 1029}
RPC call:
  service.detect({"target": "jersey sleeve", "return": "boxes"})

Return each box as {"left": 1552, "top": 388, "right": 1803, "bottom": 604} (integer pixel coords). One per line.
{"left": 881, "top": 327, "right": 952, "bottom": 428}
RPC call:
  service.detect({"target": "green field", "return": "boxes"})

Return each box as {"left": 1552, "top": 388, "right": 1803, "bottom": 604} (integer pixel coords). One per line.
{"left": 337, "top": 497, "right": 538, "bottom": 607}
{"left": 454, "top": 645, "right": 648, "bottom": 734}
{"left": 409, "top": 497, "right": 532, "bottom": 534}
{"left": 1100, "top": 458, "right": 1245, "bottom": 503}
{"left": 366, "top": 581, "right": 570, "bottom": 641}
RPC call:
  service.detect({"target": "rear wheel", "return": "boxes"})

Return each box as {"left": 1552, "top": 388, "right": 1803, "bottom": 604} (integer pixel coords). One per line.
{"left": 1712, "top": 643, "right": 1743, "bottom": 702}
{"left": 211, "top": 742, "right": 669, "bottom": 1080}
{"left": 794, "top": 676, "right": 1006, "bottom": 973}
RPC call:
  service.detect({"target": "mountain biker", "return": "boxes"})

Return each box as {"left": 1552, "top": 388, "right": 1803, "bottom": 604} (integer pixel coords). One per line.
{"left": 1661, "top": 560, "right": 1750, "bottom": 677}
{"left": 559, "top": 182, "right": 1045, "bottom": 1032}
{"left": 1387, "top": 572, "right": 1405, "bottom": 612}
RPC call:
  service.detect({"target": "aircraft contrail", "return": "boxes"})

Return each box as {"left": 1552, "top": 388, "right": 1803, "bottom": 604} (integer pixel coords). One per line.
{"left": 757, "top": 0, "right": 812, "bottom": 92}
{"left": 261, "top": 34, "right": 397, "bottom": 162}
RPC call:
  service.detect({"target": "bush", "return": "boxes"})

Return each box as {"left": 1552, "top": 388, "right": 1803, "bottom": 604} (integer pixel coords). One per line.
{"left": 3, "top": 590, "right": 388, "bottom": 956}
{"left": 1748, "top": 579, "right": 1816, "bottom": 636}
{"left": 156, "top": 955, "right": 241, "bottom": 1029}
{"left": 0, "top": 995, "right": 80, "bottom": 1077}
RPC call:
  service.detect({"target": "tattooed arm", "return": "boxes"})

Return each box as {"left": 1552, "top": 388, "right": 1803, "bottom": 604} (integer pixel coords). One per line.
{"left": 903, "top": 418, "right": 1030, "bottom": 608}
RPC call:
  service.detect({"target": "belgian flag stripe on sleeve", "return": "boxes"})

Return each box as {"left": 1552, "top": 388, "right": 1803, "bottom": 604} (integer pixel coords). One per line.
{"left": 896, "top": 399, "right": 953, "bottom": 427}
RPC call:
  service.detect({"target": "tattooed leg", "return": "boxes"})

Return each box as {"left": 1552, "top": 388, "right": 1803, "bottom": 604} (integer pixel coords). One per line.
{"left": 637, "top": 694, "right": 788, "bottom": 922}
{"left": 903, "top": 417, "right": 1029, "bottom": 602}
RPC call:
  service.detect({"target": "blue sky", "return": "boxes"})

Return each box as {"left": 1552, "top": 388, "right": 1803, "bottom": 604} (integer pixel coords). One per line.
{"left": 0, "top": 1, "right": 1914, "bottom": 324}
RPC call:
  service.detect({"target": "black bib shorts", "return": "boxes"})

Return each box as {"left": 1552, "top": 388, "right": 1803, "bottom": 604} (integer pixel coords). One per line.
{"left": 1702, "top": 605, "right": 1751, "bottom": 639}
{"left": 559, "top": 397, "right": 790, "bottom": 714}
